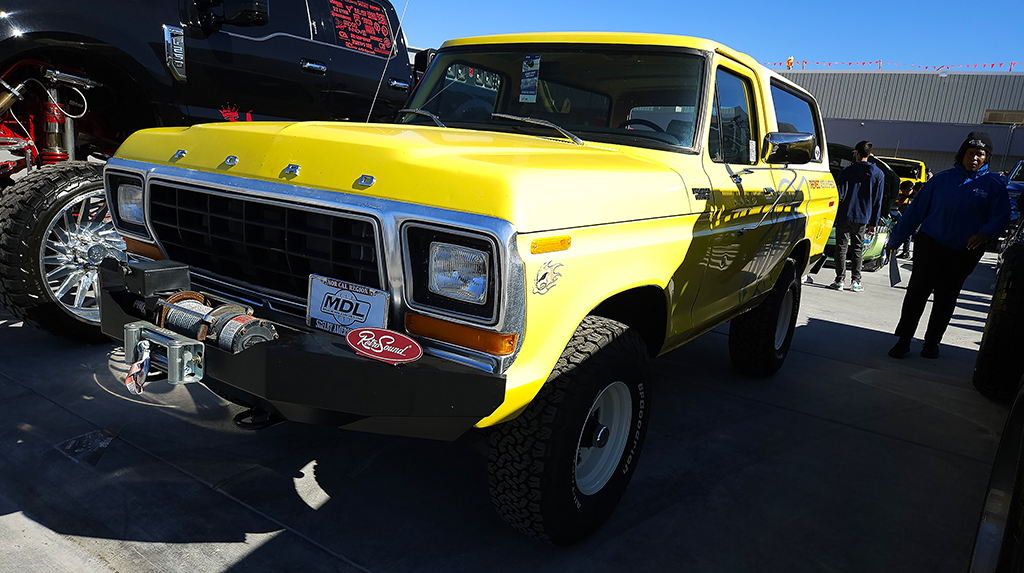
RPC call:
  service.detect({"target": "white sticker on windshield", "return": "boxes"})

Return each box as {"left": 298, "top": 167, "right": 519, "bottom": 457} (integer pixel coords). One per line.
{"left": 519, "top": 55, "right": 541, "bottom": 103}
{"left": 749, "top": 140, "right": 757, "bottom": 163}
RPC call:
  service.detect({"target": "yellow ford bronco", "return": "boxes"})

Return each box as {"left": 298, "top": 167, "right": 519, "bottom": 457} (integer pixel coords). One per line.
{"left": 95, "top": 32, "right": 837, "bottom": 544}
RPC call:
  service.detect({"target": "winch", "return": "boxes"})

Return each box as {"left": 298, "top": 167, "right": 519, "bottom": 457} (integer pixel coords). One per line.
{"left": 122, "top": 286, "right": 278, "bottom": 395}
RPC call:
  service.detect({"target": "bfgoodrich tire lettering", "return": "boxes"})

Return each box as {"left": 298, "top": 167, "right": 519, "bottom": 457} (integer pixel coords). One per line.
{"left": 0, "top": 162, "right": 122, "bottom": 343}
{"left": 728, "top": 258, "right": 800, "bottom": 377}
{"left": 487, "top": 316, "right": 651, "bottom": 545}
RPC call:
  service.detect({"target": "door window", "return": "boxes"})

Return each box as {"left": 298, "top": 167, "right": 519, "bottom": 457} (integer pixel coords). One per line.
{"left": 708, "top": 69, "right": 756, "bottom": 165}
{"left": 770, "top": 83, "right": 822, "bottom": 163}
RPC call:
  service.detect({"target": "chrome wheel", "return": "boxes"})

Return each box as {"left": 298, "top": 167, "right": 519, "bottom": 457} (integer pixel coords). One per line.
{"left": 38, "top": 190, "right": 126, "bottom": 324}
{"left": 575, "top": 380, "right": 633, "bottom": 496}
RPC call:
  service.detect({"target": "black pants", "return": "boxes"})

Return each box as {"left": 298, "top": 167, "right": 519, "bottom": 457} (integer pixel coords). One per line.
{"left": 835, "top": 221, "right": 867, "bottom": 282}
{"left": 894, "top": 232, "right": 985, "bottom": 344}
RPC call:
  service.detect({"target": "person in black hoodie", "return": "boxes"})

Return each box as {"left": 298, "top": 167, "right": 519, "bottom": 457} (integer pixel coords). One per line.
{"left": 829, "top": 140, "right": 885, "bottom": 292}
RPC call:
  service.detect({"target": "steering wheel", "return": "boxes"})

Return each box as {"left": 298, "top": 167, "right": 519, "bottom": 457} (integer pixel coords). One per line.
{"left": 617, "top": 118, "right": 664, "bottom": 132}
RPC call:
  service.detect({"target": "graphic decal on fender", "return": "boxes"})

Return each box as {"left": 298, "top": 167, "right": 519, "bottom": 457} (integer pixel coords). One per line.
{"left": 307, "top": 274, "right": 389, "bottom": 336}
{"left": 533, "top": 261, "right": 563, "bottom": 295}
{"left": 345, "top": 328, "right": 423, "bottom": 365}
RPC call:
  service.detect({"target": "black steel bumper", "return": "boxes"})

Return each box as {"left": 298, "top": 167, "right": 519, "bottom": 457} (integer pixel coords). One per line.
{"left": 98, "top": 261, "right": 506, "bottom": 441}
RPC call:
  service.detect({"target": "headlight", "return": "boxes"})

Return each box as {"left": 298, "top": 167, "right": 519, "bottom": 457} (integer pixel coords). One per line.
{"left": 428, "top": 242, "right": 488, "bottom": 304}
{"left": 404, "top": 224, "right": 499, "bottom": 324}
{"left": 117, "top": 183, "right": 145, "bottom": 225}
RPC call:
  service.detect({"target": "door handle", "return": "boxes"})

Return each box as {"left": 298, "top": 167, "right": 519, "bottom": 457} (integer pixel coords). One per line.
{"left": 388, "top": 78, "right": 410, "bottom": 91}
{"left": 300, "top": 59, "right": 327, "bottom": 74}
{"left": 730, "top": 168, "right": 754, "bottom": 183}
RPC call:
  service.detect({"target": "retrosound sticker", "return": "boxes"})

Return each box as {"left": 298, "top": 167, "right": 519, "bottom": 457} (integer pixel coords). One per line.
{"left": 307, "top": 274, "right": 389, "bottom": 336}
{"left": 345, "top": 327, "right": 423, "bottom": 365}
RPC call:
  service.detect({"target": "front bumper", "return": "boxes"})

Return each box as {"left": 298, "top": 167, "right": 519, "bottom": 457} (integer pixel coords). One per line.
{"left": 99, "top": 262, "right": 506, "bottom": 441}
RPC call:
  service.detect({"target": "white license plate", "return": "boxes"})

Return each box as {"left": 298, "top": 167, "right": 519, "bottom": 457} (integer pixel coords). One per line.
{"left": 306, "top": 275, "right": 389, "bottom": 336}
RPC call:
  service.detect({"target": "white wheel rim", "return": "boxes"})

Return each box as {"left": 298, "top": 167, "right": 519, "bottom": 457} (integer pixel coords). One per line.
{"left": 774, "top": 288, "right": 795, "bottom": 350}
{"left": 38, "top": 190, "right": 126, "bottom": 325}
{"left": 575, "top": 381, "right": 633, "bottom": 496}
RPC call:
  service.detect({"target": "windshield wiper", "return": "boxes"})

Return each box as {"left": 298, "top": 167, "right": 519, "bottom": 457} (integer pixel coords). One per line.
{"left": 491, "top": 113, "right": 583, "bottom": 146}
{"left": 398, "top": 108, "right": 445, "bottom": 128}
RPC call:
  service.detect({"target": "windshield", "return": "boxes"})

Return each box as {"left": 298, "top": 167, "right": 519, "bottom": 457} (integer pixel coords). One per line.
{"left": 1011, "top": 161, "right": 1024, "bottom": 182}
{"left": 880, "top": 158, "right": 923, "bottom": 180}
{"left": 400, "top": 46, "right": 705, "bottom": 151}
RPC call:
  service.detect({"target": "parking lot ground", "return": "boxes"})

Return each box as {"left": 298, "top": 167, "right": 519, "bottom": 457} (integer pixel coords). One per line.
{"left": 0, "top": 253, "right": 1008, "bottom": 572}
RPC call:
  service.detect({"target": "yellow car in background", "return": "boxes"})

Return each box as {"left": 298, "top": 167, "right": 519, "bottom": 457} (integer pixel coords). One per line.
{"left": 878, "top": 155, "right": 928, "bottom": 187}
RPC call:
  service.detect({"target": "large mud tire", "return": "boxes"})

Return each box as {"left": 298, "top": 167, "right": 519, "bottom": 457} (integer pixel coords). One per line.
{"left": 973, "top": 244, "right": 1024, "bottom": 402}
{"left": 728, "top": 259, "right": 800, "bottom": 377}
{"left": 0, "top": 161, "right": 122, "bottom": 343}
{"left": 487, "top": 316, "right": 651, "bottom": 545}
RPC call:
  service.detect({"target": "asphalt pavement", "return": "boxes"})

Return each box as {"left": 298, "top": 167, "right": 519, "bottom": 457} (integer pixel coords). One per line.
{"left": 0, "top": 253, "right": 1008, "bottom": 572}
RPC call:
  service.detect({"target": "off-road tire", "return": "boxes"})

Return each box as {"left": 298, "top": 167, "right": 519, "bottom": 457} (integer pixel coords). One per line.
{"left": 0, "top": 161, "right": 113, "bottom": 343}
{"left": 487, "top": 316, "right": 651, "bottom": 545}
{"left": 728, "top": 259, "right": 800, "bottom": 377}
{"left": 973, "top": 244, "right": 1024, "bottom": 401}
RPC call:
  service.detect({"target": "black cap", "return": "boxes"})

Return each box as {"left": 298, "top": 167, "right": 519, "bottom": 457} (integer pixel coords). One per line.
{"left": 955, "top": 131, "right": 995, "bottom": 167}
{"left": 963, "top": 131, "right": 994, "bottom": 153}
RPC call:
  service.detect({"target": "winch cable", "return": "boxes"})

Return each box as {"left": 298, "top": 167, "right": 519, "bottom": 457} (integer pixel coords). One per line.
{"left": 366, "top": 0, "right": 410, "bottom": 123}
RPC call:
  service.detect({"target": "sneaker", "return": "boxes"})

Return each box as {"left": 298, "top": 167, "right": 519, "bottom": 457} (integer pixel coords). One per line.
{"left": 828, "top": 279, "right": 844, "bottom": 290}
{"left": 920, "top": 343, "right": 939, "bottom": 359}
{"left": 851, "top": 281, "right": 863, "bottom": 292}
{"left": 897, "top": 251, "right": 911, "bottom": 259}
{"left": 888, "top": 337, "right": 911, "bottom": 358}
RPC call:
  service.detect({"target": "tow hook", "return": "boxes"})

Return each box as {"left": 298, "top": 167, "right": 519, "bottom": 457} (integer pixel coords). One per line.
{"left": 232, "top": 407, "right": 283, "bottom": 431}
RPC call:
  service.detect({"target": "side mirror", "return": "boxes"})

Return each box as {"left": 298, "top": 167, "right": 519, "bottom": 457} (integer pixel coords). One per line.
{"left": 763, "top": 132, "right": 818, "bottom": 165}
{"left": 196, "top": 0, "right": 269, "bottom": 32}
{"left": 223, "top": 0, "right": 269, "bottom": 26}
{"left": 413, "top": 49, "right": 437, "bottom": 80}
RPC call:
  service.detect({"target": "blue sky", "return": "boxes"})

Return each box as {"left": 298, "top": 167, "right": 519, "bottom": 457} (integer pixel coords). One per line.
{"left": 397, "top": 0, "right": 1024, "bottom": 72}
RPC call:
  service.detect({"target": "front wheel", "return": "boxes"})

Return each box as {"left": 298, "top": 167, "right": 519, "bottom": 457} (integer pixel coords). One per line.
{"left": 487, "top": 316, "right": 651, "bottom": 545}
{"left": 728, "top": 259, "right": 801, "bottom": 377}
{"left": 0, "top": 162, "right": 125, "bottom": 342}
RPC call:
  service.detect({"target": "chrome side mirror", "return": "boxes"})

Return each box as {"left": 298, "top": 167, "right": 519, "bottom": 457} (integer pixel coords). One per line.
{"left": 763, "top": 132, "right": 818, "bottom": 165}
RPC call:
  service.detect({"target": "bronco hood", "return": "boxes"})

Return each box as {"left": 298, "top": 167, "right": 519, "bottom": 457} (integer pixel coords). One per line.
{"left": 114, "top": 122, "right": 690, "bottom": 233}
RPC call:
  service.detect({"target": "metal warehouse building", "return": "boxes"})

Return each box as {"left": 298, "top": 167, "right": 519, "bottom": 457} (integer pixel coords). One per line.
{"left": 779, "top": 71, "right": 1024, "bottom": 174}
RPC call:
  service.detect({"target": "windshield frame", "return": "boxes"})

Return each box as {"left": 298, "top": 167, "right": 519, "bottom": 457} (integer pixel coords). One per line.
{"left": 401, "top": 43, "right": 711, "bottom": 155}
{"left": 1010, "top": 161, "right": 1024, "bottom": 183}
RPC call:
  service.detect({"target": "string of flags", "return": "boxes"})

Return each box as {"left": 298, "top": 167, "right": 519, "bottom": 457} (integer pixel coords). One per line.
{"left": 765, "top": 57, "right": 1019, "bottom": 72}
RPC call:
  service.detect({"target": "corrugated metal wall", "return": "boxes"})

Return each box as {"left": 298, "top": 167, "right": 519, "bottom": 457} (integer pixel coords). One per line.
{"left": 779, "top": 71, "right": 1024, "bottom": 124}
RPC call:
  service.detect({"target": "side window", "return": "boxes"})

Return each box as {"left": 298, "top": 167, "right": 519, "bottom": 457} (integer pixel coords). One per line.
{"left": 770, "top": 83, "right": 822, "bottom": 163}
{"left": 324, "top": 0, "right": 395, "bottom": 58}
{"left": 708, "top": 68, "right": 757, "bottom": 165}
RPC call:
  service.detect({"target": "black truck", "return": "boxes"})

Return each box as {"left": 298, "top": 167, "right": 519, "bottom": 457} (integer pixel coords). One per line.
{"left": 0, "top": 0, "right": 417, "bottom": 339}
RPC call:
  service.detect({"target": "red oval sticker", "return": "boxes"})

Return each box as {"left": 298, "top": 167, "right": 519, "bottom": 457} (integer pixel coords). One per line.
{"left": 345, "top": 328, "right": 423, "bottom": 365}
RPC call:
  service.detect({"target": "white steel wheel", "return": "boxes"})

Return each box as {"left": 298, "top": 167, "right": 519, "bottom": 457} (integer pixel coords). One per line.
{"left": 774, "top": 288, "right": 795, "bottom": 351}
{"left": 575, "top": 380, "right": 633, "bottom": 496}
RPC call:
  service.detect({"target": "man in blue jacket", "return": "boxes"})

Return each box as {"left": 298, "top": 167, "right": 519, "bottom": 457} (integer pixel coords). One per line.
{"left": 829, "top": 140, "right": 885, "bottom": 292}
{"left": 886, "top": 132, "right": 1010, "bottom": 359}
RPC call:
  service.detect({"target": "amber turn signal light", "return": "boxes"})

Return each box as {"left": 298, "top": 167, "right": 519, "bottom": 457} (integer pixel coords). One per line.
{"left": 405, "top": 312, "right": 517, "bottom": 356}
{"left": 124, "top": 237, "right": 164, "bottom": 260}
{"left": 530, "top": 235, "right": 571, "bottom": 254}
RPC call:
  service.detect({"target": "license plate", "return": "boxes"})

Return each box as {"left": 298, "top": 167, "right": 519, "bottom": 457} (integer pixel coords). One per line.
{"left": 306, "top": 275, "right": 389, "bottom": 336}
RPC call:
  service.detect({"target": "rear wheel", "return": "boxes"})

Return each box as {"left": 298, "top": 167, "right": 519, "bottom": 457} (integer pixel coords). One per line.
{"left": 0, "top": 162, "right": 124, "bottom": 342}
{"left": 973, "top": 244, "right": 1024, "bottom": 401}
{"left": 728, "top": 259, "right": 800, "bottom": 377}
{"left": 487, "top": 316, "right": 651, "bottom": 545}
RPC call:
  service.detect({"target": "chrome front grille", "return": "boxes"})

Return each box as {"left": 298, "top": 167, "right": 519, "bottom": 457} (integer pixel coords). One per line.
{"left": 148, "top": 182, "right": 382, "bottom": 300}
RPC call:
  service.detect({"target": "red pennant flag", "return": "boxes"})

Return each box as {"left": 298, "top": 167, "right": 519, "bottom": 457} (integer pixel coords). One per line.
{"left": 999, "top": 63, "right": 1004, "bottom": 68}
{"left": 982, "top": 64, "right": 987, "bottom": 68}
{"left": 974, "top": 64, "right": 978, "bottom": 68}
{"left": 827, "top": 62, "right": 832, "bottom": 67}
